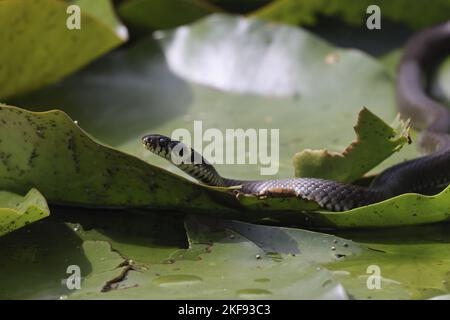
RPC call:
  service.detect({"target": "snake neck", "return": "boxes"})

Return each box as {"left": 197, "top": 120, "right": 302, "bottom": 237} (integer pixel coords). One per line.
{"left": 153, "top": 139, "right": 229, "bottom": 186}
{"left": 178, "top": 162, "right": 227, "bottom": 186}
{"left": 174, "top": 158, "right": 251, "bottom": 188}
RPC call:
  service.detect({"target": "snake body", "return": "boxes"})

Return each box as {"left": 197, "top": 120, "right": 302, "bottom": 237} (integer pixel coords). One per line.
{"left": 142, "top": 21, "right": 450, "bottom": 212}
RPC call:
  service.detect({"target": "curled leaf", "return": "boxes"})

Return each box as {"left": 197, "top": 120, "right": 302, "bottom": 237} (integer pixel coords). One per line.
{"left": 293, "top": 107, "right": 411, "bottom": 183}
{"left": 0, "top": 188, "right": 49, "bottom": 237}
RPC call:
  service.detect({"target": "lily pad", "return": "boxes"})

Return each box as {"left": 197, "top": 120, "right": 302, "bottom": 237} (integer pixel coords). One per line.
{"left": 73, "top": 0, "right": 129, "bottom": 40}
{"left": 118, "top": 0, "right": 221, "bottom": 30}
{"left": 0, "top": 207, "right": 187, "bottom": 299}
{"left": 64, "top": 209, "right": 189, "bottom": 264}
{"left": 0, "top": 104, "right": 235, "bottom": 212}
{"left": 253, "top": 0, "right": 450, "bottom": 30}
{"left": 0, "top": 188, "right": 49, "bottom": 237}
{"left": 328, "top": 224, "right": 450, "bottom": 299}
{"left": 327, "top": 186, "right": 450, "bottom": 228}
{"left": 2, "top": 210, "right": 442, "bottom": 299}
{"left": 0, "top": 105, "right": 302, "bottom": 226}
{"left": 68, "top": 240, "right": 131, "bottom": 296}
{"left": 68, "top": 215, "right": 350, "bottom": 299}
{"left": 0, "top": 220, "right": 89, "bottom": 299}
{"left": 232, "top": 179, "right": 450, "bottom": 228}
{"left": 268, "top": 185, "right": 450, "bottom": 229}
{"left": 0, "top": 0, "right": 125, "bottom": 99}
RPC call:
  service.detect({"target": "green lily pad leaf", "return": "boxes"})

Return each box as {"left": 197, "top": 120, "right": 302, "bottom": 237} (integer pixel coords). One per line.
{"left": 118, "top": 0, "right": 221, "bottom": 30}
{"left": 68, "top": 215, "right": 350, "bottom": 299}
{"left": 330, "top": 270, "right": 411, "bottom": 300}
{"left": 64, "top": 209, "right": 188, "bottom": 264}
{"left": 0, "top": 103, "right": 236, "bottom": 212}
{"left": 0, "top": 207, "right": 188, "bottom": 299}
{"left": 237, "top": 178, "right": 450, "bottom": 228}
{"left": 301, "top": 184, "right": 450, "bottom": 228}
{"left": 208, "top": 217, "right": 362, "bottom": 263}
{"left": 293, "top": 107, "right": 410, "bottom": 183}
{"left": 379, "top": 48, "right": 403, "bottom": 77}
{"left": 236, "top": 193, "right": 321, "bottom": 213}
{"left": 160, "top": 13, "right": 370, "bottom": 97}
{"left": 0, "top": 188, "right": 49, "bottom": 237}
{"left": 68, "top": 240, "right": 130, "bottom": 296}
{"left": 1, "top": 212, "right": 435, "bottom": 299}
{"left": 0, "top": 220, "right": 89, "bottom": 299}
{"left": 327, "top": 224, "right": 450, "bottom": 299}
{"left": 73, "top": 0, "right": 128, "bottom": 40}
{"left": 0, "top": 0, "right": 125, "bottom": 99}
{"left": 252, "top": 0, "right": 450, "bottom": 30}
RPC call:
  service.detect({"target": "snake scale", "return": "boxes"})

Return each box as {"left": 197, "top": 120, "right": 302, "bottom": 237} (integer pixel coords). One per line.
{"left": 142, "top": 21, "right": 450, "bottom": 212}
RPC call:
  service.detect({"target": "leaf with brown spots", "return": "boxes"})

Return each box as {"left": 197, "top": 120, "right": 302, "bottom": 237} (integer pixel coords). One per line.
{"left": 0, "top": 103, "right": 237, "bottom": 212}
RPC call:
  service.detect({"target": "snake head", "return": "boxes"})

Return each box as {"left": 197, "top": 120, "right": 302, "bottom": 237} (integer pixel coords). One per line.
{"left": 141, "top": 134, "right": 184, "bottom": 159}
{"left": 142, "top": 134, "right": 199, "bottom": 164}
{"left": 141, "top": 134, "right": 172, "bottom": 153}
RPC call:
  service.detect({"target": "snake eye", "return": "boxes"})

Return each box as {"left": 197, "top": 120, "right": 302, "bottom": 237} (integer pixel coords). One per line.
{"left": 159, "top": 137, "right": 167, "bottom": 147}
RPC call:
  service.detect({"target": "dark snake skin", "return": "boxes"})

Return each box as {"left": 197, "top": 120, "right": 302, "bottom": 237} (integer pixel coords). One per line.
{"left": 142, "top": 20, "right": 450, "bottom": 212}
